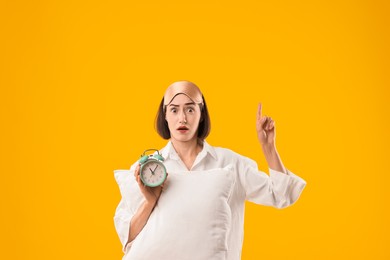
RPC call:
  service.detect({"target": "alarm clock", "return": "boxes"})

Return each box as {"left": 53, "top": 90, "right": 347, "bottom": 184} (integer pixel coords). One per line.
{"left": 138, "top": 149, "right": 167, "bottom": 187}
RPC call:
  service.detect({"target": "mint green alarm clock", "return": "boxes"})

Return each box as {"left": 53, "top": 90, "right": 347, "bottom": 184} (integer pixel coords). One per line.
{"left": 139, "top": 149, "right": 167, "bottom": 187}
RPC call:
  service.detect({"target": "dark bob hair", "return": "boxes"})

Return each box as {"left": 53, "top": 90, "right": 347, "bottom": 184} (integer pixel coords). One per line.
{"left": 155, "top": 95, "right": 211, "bottom": 140}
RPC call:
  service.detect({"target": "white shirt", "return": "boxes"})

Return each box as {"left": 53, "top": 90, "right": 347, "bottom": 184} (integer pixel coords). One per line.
{"left": 114, "top": 140, "right": 306, "bottom": 260}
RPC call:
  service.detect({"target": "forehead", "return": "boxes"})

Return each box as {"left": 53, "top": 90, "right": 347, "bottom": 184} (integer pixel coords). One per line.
{"left": 167, "top": 93, "right": 195, "bottom": 106}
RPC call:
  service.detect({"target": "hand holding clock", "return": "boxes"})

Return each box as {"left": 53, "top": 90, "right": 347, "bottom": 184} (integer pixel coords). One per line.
{"left": 135, "top": 164, "right": 168, "bottom": 205}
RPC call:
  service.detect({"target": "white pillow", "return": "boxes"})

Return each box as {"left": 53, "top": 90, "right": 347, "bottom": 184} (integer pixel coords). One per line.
{"left": 124, "top": 166, "right": 235, "bottom": 260}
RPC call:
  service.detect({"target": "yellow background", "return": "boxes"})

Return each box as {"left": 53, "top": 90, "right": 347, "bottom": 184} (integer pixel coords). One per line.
{"left": 1, "top": 0, "right": 389, "bottom": 259}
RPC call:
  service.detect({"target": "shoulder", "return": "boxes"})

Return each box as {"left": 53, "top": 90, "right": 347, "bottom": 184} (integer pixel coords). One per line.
{"left": 212, "top": 145, "right": 257, "bottom": 167}
{"left": 213, "top": 146, "right": 241, "bottom": 159}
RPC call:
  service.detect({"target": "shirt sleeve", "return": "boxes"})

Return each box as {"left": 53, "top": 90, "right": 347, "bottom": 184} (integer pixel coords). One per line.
{"left": 113, "top": 162, "right": 144, "bottom": 253}
{"left": 238, "top": 155, "right": 306, "bottom": 208}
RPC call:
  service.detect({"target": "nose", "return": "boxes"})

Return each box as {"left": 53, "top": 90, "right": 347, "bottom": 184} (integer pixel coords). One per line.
{"left": 178, "top": 110, "right": 187, "bottom": 124}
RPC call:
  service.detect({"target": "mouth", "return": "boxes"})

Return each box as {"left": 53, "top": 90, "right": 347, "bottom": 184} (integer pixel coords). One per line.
{"left": 177, "top": 126, "right": 189, "bottom": 131}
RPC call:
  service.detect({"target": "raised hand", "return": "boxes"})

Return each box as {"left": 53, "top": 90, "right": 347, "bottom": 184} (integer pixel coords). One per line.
{"left": 256, "top": 103, "right": 276, "bottom": 146}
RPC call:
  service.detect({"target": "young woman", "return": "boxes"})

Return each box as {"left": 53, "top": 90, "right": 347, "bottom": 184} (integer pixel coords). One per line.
{"left": 114, "top": 81, "right": 306, "bottom": 260}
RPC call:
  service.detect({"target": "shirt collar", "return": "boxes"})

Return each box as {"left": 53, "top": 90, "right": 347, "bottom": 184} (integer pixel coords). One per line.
{"left": 160, "top": 140, "right": 217, "bottom": 161}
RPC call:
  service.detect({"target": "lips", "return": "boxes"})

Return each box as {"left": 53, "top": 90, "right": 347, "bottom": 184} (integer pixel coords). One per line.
{"left": 177, "top": 126, "right": 189, "bottom": 130}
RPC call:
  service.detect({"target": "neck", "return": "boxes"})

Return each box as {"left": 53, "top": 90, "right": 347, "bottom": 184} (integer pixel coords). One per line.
{"left": 171, "top": 138, "right": 203, "bottom": 159}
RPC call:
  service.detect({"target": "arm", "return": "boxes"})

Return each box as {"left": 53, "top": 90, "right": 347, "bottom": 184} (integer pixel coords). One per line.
{"left": 127, "top": 200, "right": 156, "bottom": 243}
{"left": 126, "top": 164, "right": 166, "bottom": 245}
{"left": 261, "top": 143, "right": 286, "bottom": 174}
{"left": 244, "top": 102, "right": 305, "bottom": 208}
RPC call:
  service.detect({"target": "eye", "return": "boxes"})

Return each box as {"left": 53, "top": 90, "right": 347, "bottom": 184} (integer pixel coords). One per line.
{"left": 186, "top": 107, "right": 195, "bottom": 113}
{"left": 170, "top": 108, "right": 177, "bottom": 113}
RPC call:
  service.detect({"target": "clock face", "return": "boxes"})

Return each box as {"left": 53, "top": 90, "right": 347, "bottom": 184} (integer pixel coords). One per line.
{"left": 140, "top": 159, "right": 167, "bottom": 187}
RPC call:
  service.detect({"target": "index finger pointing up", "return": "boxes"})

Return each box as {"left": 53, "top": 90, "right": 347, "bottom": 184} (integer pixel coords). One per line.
{"left": 257, "top": 103, "right": 263, "bottom": 119}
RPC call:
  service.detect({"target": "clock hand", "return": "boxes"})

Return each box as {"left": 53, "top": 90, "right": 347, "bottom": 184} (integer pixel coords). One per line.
{"left": 149, "top": 168, "right": 154, "bottom": 175}
{"left": 153, "top": 165, "right": 158, "bottom": 172}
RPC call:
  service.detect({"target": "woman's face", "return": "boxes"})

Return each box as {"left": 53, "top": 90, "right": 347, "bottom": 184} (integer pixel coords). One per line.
{"left": 165, "top": 94, "right": 202, "bottom": 143}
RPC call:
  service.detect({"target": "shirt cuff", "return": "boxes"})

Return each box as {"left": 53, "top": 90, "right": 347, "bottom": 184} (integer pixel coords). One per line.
{"left": 269, "top": 167, "right": 307, "bottom": 208}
